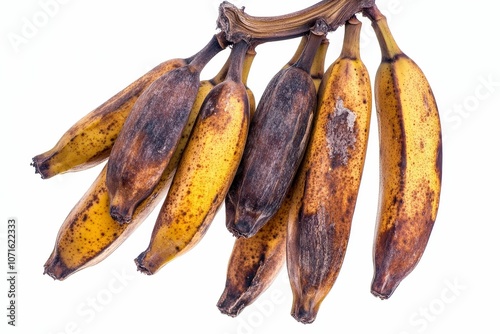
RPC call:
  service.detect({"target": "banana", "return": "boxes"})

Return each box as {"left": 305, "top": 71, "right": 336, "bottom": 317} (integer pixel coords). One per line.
{"left": 135, "top": 40, "right": 251, "bottom": 275}
{"left": 43, "top": 162, "right": 169, "bottom": 280}
{"left": 286, "top": 16, "right": 372, "bottom": 324}
{"left": 364, "top": 5, "right": 442, "bottom": 299}
{"left": 217, "top": 190, "right": 292, "bottom": 317}
{"left": 31, "top": 58, "right": 186, "bottom": 179}
{"left": 225, "top": 20, "right": 329, "bottom": 239}
{"left": 41, "top": 50, "right": 249, "bottom": 280}
{"left": 216, "top": 33, "right": 329, "bottom": 317}
{"left": 106, "top": 34, "right": 225, "bottom": 223}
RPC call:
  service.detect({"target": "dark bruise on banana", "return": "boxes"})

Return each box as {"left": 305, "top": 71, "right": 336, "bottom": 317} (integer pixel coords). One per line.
{"left": 225, "top": 68, "right": 316, "bottom": 237}
{"left": 106, "top": 66, "right": 200, "bottom": 222}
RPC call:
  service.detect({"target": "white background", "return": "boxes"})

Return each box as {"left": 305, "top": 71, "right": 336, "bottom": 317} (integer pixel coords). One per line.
{"left": 1, "top": 0, "right": 500, "bottom": 333}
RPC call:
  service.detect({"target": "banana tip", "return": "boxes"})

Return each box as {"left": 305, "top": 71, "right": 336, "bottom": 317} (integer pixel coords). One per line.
{"left": 217, "top": 304, "right": 241, "bottom": 318}
{"left": 31, "top": 156, "right": 50, "bottom": 179}
{"left": 43, "top": 256, "right": 71, "bottom": 281}
{"left": 216, "top": 293, "right": 246, "bottom": 317}
{"left": 109, "top": 205, "right": 133, "bottom": 224}
{"left": 290, "top": 294, "right": 320, "bottom": 324}
{"left": 227, "top": 216, "right": 261, "bottom": 238}
{"left": 371, "top": 273, "right": 400, "bottom": 299}
{"left": 291, "top": 310, "right": 317, "bottom": 324}
{"left": 134, "top": 254, "right": 154, "bottom": 275}
{"left": 371, "top": 289, "right": 391, "bottom": 300}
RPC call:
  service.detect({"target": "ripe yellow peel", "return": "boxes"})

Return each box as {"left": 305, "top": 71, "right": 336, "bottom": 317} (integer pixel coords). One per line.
{"left": 44, "top": 164, "right": 171, "bottom": 279}
{"left": 45, "top": 108, "right": 127, "bottom": 174}
{"left": 301, "top": 58, "right": 371, "bottom": 216}
{"left": 375, "top": 57, "right": 441, "bottom": 235}
{"left": 136, "top": 80, "right": 250, "bottom": 274}
{"left": 367, "top": 4, "right": 443, "bottom": 298}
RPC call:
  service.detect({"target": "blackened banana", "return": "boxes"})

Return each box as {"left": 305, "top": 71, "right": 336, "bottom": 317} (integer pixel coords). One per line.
{"left": 226, "top": 20, "right": 329, "bottom": 238}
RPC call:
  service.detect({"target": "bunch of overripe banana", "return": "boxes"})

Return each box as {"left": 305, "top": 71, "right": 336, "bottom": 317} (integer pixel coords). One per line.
{"left": 32, "top": 0, "right": 442, "bottom": 324}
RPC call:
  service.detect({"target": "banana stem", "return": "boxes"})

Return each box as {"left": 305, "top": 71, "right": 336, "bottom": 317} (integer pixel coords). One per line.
{"left": 213, "top": 43, "right": 255, "bottom": 86}
{"left": 340, "top": 16, "right": 362, "bottom": 59}
{"left": 211, "top": 52, "right": 232, "bottom": 85}
{"left": 241, "top": 46, "right": 256, "bottom": 86}
{"left": 286, "top": 36, "right": 309, "bottom": 69}
{"left": 363, "top": 5, "right": 403, "bottom": 60}
{"left": 217, "top": 0, "right": 374, "bottom": 45}
{"left": 293, "top": 19, "right": 330, "bottom": 73}
{"left": 187, "top": 32, "right": 229, "bottom": 71}
{"left": 225, "top": 41, "right": 251, "bottom": 82}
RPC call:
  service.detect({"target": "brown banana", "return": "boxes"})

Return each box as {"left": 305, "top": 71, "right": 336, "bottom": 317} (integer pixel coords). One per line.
{"left": 217, "top": 33, "right": 329, "bottom": 317}
{"left": 286, "top": 16, "right": 372, "bottom": 323}
{"left": 225, "top": 20, "right": 329, "bottom": 239}
{"left": 106, "top": 34, "right": 225, "bottom": 223}
{"left": 217, "top": 190, "right": 292, "bottom": 317}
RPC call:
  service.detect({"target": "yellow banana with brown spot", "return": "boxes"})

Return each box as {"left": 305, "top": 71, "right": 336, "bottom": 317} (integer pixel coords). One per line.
{"left": 286, "top": 16, "right": 372, "bottom": 324}
{"left": 364, "top": 5, "right": 442, "bottom": 299}
{"left": 31, "top": 58, "right": 187, "bottom": 179}
{"left": 135, "top": 41, "right": 251, "bottom": 275}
